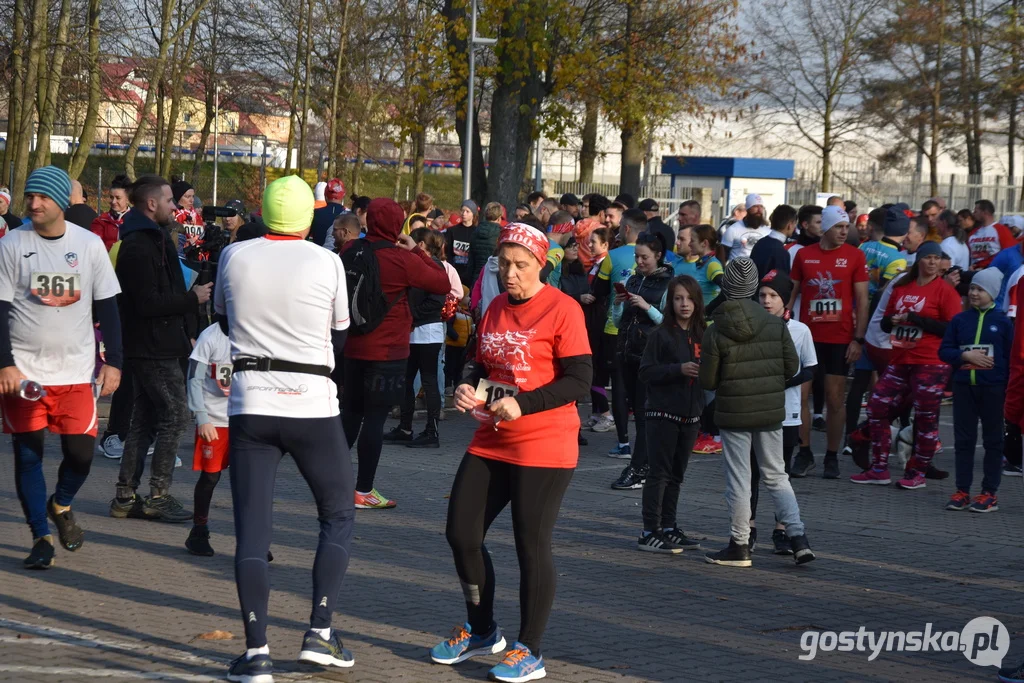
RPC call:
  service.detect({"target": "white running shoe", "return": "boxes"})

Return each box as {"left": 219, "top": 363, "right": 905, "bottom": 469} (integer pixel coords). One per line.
{"left": 100, "top": 435, "right": 124, "bottom": 459}
{"left": 591, "top": 415, "right": 615, "bottom": 433}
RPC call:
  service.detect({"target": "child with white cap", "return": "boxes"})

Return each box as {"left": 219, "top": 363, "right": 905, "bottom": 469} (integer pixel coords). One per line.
{"left": 939, "top": 266, "right": 1013, "bottom": 512}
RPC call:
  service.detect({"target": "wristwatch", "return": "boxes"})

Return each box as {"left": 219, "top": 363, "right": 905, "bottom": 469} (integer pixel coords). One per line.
{"left": 854, "top": 337, "right": 866, "bottom": 345}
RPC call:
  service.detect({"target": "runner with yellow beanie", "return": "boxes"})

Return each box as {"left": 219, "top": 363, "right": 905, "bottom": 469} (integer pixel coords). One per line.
{"left": 215, "top": 175, "right": 357, "bottom": 681}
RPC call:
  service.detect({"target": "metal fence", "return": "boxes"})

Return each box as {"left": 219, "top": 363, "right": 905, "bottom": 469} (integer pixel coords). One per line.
{"left": 790, "top": 159, "right": 1024, "bottom": 214}
{"left": 550, "top": 176, "right": 728, "bottom": 224}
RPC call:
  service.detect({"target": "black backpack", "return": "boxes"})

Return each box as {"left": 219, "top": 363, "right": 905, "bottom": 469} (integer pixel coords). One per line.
{"left": 341, "top": 239, "right": 399, "bottom": 336}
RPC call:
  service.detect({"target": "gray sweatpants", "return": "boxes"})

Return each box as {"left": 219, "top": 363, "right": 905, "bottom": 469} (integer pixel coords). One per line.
{"left": 720, "top": 428, "right": 805, "bottom": 545}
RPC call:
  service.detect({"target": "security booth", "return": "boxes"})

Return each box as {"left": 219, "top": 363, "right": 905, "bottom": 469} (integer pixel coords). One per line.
{"left": 660, "top": 156, "right": 795, "bottom": 223}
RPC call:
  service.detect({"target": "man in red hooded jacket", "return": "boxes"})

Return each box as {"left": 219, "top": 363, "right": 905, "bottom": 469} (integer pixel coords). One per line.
{"left": 341, "top": 198, "right": 450, "bottom": 509}
{"left": 90, "top": 174, "right": 132, "bottom": 252}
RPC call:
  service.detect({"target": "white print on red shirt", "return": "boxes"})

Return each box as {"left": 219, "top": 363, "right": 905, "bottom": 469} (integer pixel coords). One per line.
{"left": 894, "top": 294, "right": 927, "bottom": 315}
{"left": 479, "top": 329, "right": 537, "bottom": 377}
{"left": 807, "top": 271, "right": 841, "bottom": 299}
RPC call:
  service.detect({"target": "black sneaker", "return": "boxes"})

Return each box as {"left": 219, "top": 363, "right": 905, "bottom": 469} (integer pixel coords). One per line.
{"left": 47, "top": 496, "right": 84, "bottom": 551}
{"left": 23, "top": 536, "right": 55, "bottom": 570}
{"left": 610, "top": 465, "right": 646, "bottom": 490}
{"left": 636, "top": 532, "right": 683, "bottom": 554}
{"left": 383, "top": 427, "right": 413, "bottom": 444}
{"left": 298, "top": 629, "right": 355, "bottom": 668}
{"left": 998, "top": 658, "right": 1024, "bottom": 683}
{"left": 662, "top": 528, "right": 702, "bottom": 549}
{"left": 789, "top": 534, "right": 815, "bottom": 564}
{"left": 812, "top": 416, "right": 826, "bottom": 432}
{"left": 748, "top": 527, "right": 757, "bottom": 552}
{"left": 142, "top": 494, "right": 193, "bottom": 523}
{"left": 185, "top": 525, "right": 214, "bottom": 556}
{"left": 109, "top": 494, "right": 147, "bottom": 519}
{"left": 772, "top": 529, "right": 793, "bottom": 555}
{"left": 577, "top": 431, "right": 589, "bottom": 447}
{"left": 227, "top": 651, "right": 274, "bottom": 682}
{"left": 790, "top": 452, "right": 816, "bottom": 478}
{"left": 407, "top": 430, "right": 440, "bottom": 449}
{"left": 704, "top": 538, "right": 752, "bottom": 567}
{"left": 924, "top": 464, "right": 949, "bottom": 480}
{"left": 823, "top": 455, "right": 840, "bottom": 479}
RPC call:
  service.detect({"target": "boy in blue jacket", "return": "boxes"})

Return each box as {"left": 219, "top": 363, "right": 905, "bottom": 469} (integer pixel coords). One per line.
{"left": 939, "top": 267, "right": 1013, "bottom": 513}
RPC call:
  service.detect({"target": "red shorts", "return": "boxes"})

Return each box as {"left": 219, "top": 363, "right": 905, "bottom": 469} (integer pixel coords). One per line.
{"left": 192, "top": 427, "right": 230, "bottom": 473}
{"left": 1, "top": 384, "right": 98, "bottom": 436}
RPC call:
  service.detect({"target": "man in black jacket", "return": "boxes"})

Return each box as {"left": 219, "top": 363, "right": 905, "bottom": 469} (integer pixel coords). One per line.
{"left": 750, "top": 204, "right": 797, "bottom": 280}
{"left": 109, "top": 175, "right": 212, "bottom": 523}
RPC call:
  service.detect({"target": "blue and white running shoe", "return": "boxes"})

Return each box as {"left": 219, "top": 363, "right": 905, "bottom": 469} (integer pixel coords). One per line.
{"left": 430, "top": 622, "right": 506, "bottom": 665}
{"left": 488, "top": 642, "right": 545, "bottom": 682}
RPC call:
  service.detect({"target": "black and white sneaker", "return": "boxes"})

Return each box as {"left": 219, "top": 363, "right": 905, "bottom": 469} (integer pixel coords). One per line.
{"left": 383, "top": 427, "right": 413, "bottom": 444}
{"left": 227, "top": 652, "right": 274, "bottom": 683}
{"left": 790, "top": 452, "right": 816, "bottom": 478}
{"left": 789, "top": 534, "right": 816, "bottom": 564}
{"left": 812, "top": 416, "right": 826, "bottom": 432}
{"left": 662, "top": 528, "right": 702, "bottom": 549}
{"left": 141, "top": 494, "right": 192, "bottom": 523}
{"left": 611, "top": 465, "right": 646, "bottom": 490}
{"left": 823, "top": 455, "right": 840, "bottom": 479}
{"left": 704, "top": 538, "right": 752, "bottom": 567}
{"left": 298, "top": 629, "right": 355, "bottom": 668}
{"left": 771, "top": 529, "right": 793, "bottom": 555}
{"left": 23, "top": 536, "right": 55, "bottom": 570}
{"left": 47, "top": 496, "right": 84, "bottom": 551}
{"left": 637, "top": 532, "right": 683, "bottom": 554}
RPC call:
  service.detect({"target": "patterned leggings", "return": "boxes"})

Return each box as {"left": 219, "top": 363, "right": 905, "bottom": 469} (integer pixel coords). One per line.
{"left": 867, "top": 363, "right": 949, "bottom": 473}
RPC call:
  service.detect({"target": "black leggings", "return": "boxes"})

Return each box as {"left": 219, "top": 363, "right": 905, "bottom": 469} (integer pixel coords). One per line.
{"left": 102, "top": 361, "right": 134, "bottom": 441}
{"left": 608, "top": 335, "right": 629, "bottom": 444}
{"left": 1005, "top": 421, "right": 1022, "bottom": 468}
{"left": 13, "top": 430, "right": 94, "bottom": 539}
{"left": 342, "top": 358, "right": 405, "bottom": 493}
{"left": 401, "top": 342, "right": 443, "bottom": 428}
{"left": 812, "top": 365, "right": 825, "bottom": 415}
{"left": 193, "top": 470, "right": 221, "bottom": 526}
{"left": 750, "top": 425, "right": 799, "bottom": 521}
{"left": 229, "top": 414, "right": 354, "bottom": 649}
{"left": 590, "top": 332, "right": 612, "bottom": 414}
{"left": 445, "top": 453, "right": 574, "bottom": 655}
{"left": 845, "top": 369, "right": 873, "bottom": 436}
{"left": 622, "top": 360, "right": 648, "bottom": 469}
{"left": 642, "top": 418, "right": 699, "bottom": 531}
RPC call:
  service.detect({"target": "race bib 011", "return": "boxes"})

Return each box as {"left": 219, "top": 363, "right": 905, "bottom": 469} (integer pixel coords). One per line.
{"left": 31, "top": 272, "right": 82, "bottom": 307}
{"left": 809, "top": 298, "right": 842, "bottom": 323}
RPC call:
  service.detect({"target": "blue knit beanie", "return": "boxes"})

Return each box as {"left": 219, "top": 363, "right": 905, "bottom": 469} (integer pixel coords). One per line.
{"left": 25, "top": 166, "right": 72, "bottom": 210}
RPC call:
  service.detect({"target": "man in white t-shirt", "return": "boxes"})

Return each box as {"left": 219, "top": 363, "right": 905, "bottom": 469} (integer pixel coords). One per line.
{"left": 722, "top": 193, "right": 771, "bottom": 262}
{"left": 0, "top": 166, "right": 122, "bottom": 569}
{"left": 215, "top": 175, "right": 355, "bottom": 681}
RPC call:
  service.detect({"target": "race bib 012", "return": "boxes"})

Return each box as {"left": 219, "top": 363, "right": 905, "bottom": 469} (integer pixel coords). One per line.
{"left": 31, "top": 272, "right": 82, "bottom": 307}
{"left": 890, "top": 324, "right": 922, "bottom": 349}
{"left": 809, "top": 298, "right": 842, "bottom": 323}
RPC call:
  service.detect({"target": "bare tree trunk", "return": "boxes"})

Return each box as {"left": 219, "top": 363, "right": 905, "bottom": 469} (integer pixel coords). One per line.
{"left": 161, "top": 15, "right": 199, "bottom": 178}
{"left": 441, "top": 0, "right": 487, "bottom": 200}
{"left": 3, "top": 0, "right": 26, "bottom": 179}
{"left": 579, "top": 95, "right": 598, "bottom": 184}
{"left": 284, "top": 0, "right": 305, "bottom": 175}
{"left": 327, "top": 0, "right": 350, "bottom": 178}
{"left": 412, "top": 127, "right": 425, "bottom": 194}
{"left": 155, "top": 79, "right": 166, "bottom": 171}
{"left": 352, "top": 121, "right": 363, "bottom": 194}
{"left": 123, "top": 0, "right": 211, "bottom": 180}
{"left": 33, "top": 0, "right": 71, "bottom": 168}
{"left": 297, "top": 0, "right": 314, "bottom": 176}
{"left": 191, "top": 0, "right": 219, "bottom": 183}
{"left": 69, "top": 0, "right": 102, "bottom": 179}
{"left": 619, "top": 123, "right": 643, "bottom": 198}
{"left": 11, "top": 0, "right": 47, "bottom": 213}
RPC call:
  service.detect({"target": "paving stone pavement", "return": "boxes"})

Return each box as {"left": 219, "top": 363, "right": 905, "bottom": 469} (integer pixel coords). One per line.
{"left": 0, "top": 405, "right": 1021, "bottom": 682}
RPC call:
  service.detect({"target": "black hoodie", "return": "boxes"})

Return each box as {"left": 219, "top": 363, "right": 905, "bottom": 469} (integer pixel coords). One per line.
{"left": 638, "top": 324, "right": 705, "bottom": 420}
{"left": 116, "top": 208, "right": 199, "bottom": 359}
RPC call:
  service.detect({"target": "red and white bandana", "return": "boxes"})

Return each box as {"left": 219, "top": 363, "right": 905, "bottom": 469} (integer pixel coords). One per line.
{"left": 499, "top": 222, "right": 549, "bottom": 264}
{"left": 548, "top": 221, "right": 574, "bottom": 234}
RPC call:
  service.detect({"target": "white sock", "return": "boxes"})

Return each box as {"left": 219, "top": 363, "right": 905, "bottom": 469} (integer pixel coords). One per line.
{"left": 640, "top": 529, "right": 652, "bottom": 537}
{"left": 311, "top": 627, "right": 331, "bottom": 640}
{"left": 246, "top": 645, "right": 269, "bottom": 659}
{"left": 813, "top": 413, "right": 823, "bottom": 419}
{"left": 619, "top": 442, "right": 629, "bottom": 448}
{"left": 356, "top": 490, "right": 370, "bottom": 496}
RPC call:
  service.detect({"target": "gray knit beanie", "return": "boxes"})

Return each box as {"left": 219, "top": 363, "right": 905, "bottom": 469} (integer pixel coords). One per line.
{"left": 721, "top": 258, "right": 760, "bottom": 300}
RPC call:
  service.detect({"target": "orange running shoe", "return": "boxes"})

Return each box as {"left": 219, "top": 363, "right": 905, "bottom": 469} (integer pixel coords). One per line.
{"left": 354, "top": 488, "right": 396, "bottom": 509}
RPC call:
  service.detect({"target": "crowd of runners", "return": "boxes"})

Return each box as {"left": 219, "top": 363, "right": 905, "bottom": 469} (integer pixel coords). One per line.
{"left": 1, "top": 168, "right": 1023, "bottom": 683}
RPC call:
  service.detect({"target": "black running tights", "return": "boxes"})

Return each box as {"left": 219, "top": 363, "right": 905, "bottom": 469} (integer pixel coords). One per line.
{"left": 445, "top": 453, "right": 574, "bottom": 656}
{"left": 193, "top": 470, "right": 221, "bottom": 526}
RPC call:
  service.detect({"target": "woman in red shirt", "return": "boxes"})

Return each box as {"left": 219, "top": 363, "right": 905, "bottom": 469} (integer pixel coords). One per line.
{"left": 851, "top": 241, "right": 962, "bottom": 490}
{"left": 430, "top": 222, "right": 591, "bottom": 683}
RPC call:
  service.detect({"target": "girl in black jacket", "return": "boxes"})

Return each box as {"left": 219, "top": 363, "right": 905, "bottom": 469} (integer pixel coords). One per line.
{"left": 635, "top": 275, "right": 706, "bottom": 553}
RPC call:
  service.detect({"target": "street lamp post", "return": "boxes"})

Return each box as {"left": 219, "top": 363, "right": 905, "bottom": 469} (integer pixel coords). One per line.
{"left": 462, "top": 0, "right": 496, "bottom": 202}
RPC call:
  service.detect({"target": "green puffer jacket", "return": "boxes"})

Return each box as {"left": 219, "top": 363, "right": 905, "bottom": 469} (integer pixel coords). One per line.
{"left": 467, "top": 220, "right": 502, "bottom": 288}
{"left": 699, "top": 298, "right": 798, "bottom": 430}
